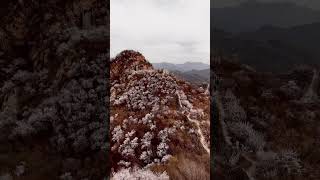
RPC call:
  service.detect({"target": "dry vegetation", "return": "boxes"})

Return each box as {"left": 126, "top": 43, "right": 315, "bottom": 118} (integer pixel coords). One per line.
{"left": 0, "top": 0, "right": 109, "bottom": 179}
{"left": 212, "top": 57, "right": 320, "bottom": 180}
{"left": 110, "top": 50, "right": 210, "bottom": 179}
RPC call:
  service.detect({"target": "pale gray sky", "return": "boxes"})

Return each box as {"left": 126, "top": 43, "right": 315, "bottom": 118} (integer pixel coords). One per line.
{"left": 111, "top": 0, "right": 210, "bottom": 64}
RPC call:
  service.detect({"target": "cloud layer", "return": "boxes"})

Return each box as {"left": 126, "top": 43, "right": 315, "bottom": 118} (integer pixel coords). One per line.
{"left": 111, "top": 0, "right": 210, "bottom": 64}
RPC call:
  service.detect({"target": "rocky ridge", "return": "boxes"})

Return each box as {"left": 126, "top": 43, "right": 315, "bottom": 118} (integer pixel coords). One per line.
{"left": 110, "top": 50, "right": 210, "bottom": 179}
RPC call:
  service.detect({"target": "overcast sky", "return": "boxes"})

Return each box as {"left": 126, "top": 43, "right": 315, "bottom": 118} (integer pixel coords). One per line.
{"left": 213, "top": 0, "right": 320, "bottom": 9}
{"left": 111, "top": 0, "right": 210, "bottom": 64}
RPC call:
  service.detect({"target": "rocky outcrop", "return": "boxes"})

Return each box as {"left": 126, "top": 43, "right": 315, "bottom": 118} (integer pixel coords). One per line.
{"left": 111, "top": 50, "right": 153, "bottom": 80}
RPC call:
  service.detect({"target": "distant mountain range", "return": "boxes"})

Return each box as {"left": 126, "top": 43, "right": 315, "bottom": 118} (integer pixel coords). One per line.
{"left": 153, "top": 62, "right": 209, "bottom": 72}
{"left": 172, "top": 69, "right": 210, "bottom": 85}
{"left": 153, "top": 62, "right": 210, "bottom": 85}
{"left": 213, "top": 21, "right": 320, "bottom": 72}
{"left": 212, "top": 1, "right": 320, "bottom": 33}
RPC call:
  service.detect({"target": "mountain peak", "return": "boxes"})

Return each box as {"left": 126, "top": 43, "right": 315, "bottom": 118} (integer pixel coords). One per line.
{"left": 111, "top": 50, "right": 153, "bottom": 80}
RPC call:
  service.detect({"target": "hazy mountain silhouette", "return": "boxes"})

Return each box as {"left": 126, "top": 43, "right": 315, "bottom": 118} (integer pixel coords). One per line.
{"left": 240, "top": 22, "right": 320, "bottom": 57}
{"left": 153, "top": 62, "right": 209, "bottom": 72}
{"left": 212, "top": 0, "right": 320, "bottom": 33}
{"left": 212, "top": 22, "right": 320, "bottom": 72}
{"left": 171, "top": 69, "right": 210, "bottom": 85}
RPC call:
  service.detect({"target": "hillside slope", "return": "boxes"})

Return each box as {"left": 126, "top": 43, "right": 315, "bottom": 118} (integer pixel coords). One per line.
{"left": 212, "top": 57, "right": 320, "bottom": 179}
{"left": 0, "top": 0, "right": 109, "bottom": 179}
{"left": 110, "top": 50, "right": 210, "bottom": 179}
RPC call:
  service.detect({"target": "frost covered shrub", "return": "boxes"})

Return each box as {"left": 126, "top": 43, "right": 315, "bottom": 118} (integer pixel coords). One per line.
{"left": 112, "top": 125, "right": 174, "bottom": 166}
{"left": 112, "top": 126, "right": 124, "bottom": 143}
{"left": 118, "top": 160, "right": 131, "bottom": 167}
{"left": 60, "top": 172, "right": 73, "bottom": 180}
{"left": 176, "top": 90, "right": 193, "bottom": 109}
{"left": 228, "top": 121, "right": 265, "bottom": 151}
{"left": 141, "top": 132, "right": 153, "bottom": 149}
{"left": 111, "top": 168, "right": 169, "bottom": 180}
{"left": 140, "top": 150, "right": 153, "bottom": 163}
{"left": 10, "top": 121, "right": 35, "bottom": 138}
{"left": 111, "top": 70, "right": 178, "bottom": 111}
{"left": 261, "top": 89, "right": 275, "bottom": 100}
{"left": 1, "top": 54, "right": 109, "bottom": 153}
{"left": 223, "top": 90, "right": 246, "bottom": 122}
{"left": 118, "top": 130, "right": 139, "bottom": 157}
{"left": 157, "top": 142, "right": 169, "bottom": 157}
{"left": 280, "top": 80, "right": 302, "bottom": 99}
{"left": 161, "top": 155, "right": 172, "bottom": 163}
{"left": 255, "top": 150, "right": 302, "bottom": 178}
{"left": 275, "top": 150, "right": 302, "bottom": 175}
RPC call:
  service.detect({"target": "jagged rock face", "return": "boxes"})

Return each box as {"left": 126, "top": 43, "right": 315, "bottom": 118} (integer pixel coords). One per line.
{"left": 111, "top": 50, "right": 153, "bottom": 80}
{"left": 110, "top": 50, "right": 210, "bottom": 178}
